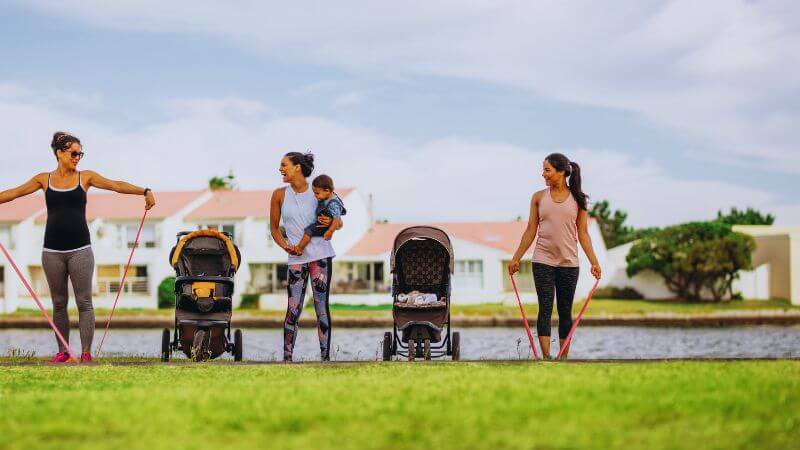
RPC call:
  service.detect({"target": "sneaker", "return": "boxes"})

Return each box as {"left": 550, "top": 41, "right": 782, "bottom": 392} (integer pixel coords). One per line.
{"left": 80, "top": 352, "right": 93, "bottom": 363}
{"left": 51, "top": 352, "right": 71, "bottom": 363}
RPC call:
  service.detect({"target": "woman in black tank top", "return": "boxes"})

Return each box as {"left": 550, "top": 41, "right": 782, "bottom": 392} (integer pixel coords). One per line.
{"left": 0, "top": 131, "right": 156, "bottom": 362}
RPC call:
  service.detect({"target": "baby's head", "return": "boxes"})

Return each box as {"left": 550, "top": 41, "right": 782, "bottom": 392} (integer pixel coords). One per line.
{"left": 312, "top": 174, "right": 335, "bottom": 201}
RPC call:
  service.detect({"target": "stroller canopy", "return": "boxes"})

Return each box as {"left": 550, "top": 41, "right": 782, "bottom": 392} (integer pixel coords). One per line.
{"left": 170, "top": 230, "right": 240, "bottom": 276}
{"left": 390, "top": 226, "right": 454, "bottom": 274}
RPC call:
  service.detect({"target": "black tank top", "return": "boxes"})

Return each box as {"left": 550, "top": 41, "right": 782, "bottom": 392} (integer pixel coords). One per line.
{"left": 44, "top": 172, "right": 91, "bottom": 251}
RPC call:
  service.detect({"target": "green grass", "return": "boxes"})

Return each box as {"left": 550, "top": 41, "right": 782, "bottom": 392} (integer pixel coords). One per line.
{"left": 5, "top": 298, "right": 797, "bottom": 320}
{"left": 0, "top": 361, "right": 797, "bottom": 450}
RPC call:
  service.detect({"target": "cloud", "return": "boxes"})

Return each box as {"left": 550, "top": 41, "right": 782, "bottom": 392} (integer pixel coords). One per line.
{"left": 1, "top": 83, "right": 797, "bottom": 227}
{"left": 10, "top": 0, "right": 800, "bottom": 172}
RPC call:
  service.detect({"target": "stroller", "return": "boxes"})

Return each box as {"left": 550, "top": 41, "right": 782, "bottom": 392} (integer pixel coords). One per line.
{"left": 382, "top": 226, "right": 461, "bottom": 361}
{"left": 161, "top": 230, "right": 243, "bottom": 362}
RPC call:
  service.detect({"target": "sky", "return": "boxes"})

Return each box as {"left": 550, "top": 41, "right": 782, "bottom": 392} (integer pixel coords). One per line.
{"left": 0, "top": 0, "right": 798, "bottom": 227}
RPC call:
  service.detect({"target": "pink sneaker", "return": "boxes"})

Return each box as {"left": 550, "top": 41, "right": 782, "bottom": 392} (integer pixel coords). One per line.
{"left": 80, "top": 352, "right": 93, "bottom": 363}
{"left": 51, "top": 352, "right": 71, "bottom": 363}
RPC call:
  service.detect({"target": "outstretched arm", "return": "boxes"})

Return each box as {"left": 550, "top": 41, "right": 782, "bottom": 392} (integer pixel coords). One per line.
{"left": 508, "top": 192, "right": 541, "bottom": 275}
{"left": 577, "top": 209, "right": 601, "bottom": 279}
{"left": 0, "top": 174, "right": 46, "bottom": 205}
{"left": 84, "top": 171, "right": 155, "bottom": 210}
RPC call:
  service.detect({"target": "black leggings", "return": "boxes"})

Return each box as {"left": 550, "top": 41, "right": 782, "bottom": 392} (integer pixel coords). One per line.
{"left": 532, "top": 263, "right": 580, "bottom": 339}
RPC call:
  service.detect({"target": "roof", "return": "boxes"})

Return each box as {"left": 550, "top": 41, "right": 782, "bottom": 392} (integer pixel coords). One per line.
{"left": 0, "top": 194, "right": 46, "bottom": 222}
{"left": 36, "top": 191, "right": 206, "bottom": 222}
{"left": 733, "top": 225, "right": 800, "bottom": 237}
{"left": 184, "top": 187, "right": 355, "bottom": 220}
{"left": 347, "top": 218, "right": 599, "bottom": 257}
{"left": 346, "top": 221, "right": 529, "bottom": 257}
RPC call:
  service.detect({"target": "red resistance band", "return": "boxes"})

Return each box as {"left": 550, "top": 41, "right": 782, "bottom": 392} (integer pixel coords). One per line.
{"left": 510, "top": 273, "right": 540, "bottom": 361}
{"left": 94, "top": 209, "right": 148, "bottom": 358}
{"left": 0, "top": 242, "right": 78, "bottom": 361}
{"left": 556, "top": 278, "right": 601, "bottom": 360}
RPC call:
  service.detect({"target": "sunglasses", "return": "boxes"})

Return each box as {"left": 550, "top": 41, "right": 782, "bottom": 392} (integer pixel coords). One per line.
{"left": 59, "top": 149, "right": 84, "bottom": 159}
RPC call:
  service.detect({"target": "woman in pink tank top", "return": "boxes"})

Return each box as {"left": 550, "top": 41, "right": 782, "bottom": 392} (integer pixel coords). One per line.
{"left": 509, "top": 153, "right": 601, "bottom": 360}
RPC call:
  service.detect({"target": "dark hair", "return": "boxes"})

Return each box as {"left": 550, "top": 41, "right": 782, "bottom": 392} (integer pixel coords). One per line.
{"left": 545, "top": 153, "right": 588, "bottom": 210}
{"left": 284, "top": 152, "right": 315, "bottom": 177}
{"left": 312, "top": 174, "right": 334, "bottom": 191}
{"left": 51, "top": 131, "right": 81, "bottom": 157}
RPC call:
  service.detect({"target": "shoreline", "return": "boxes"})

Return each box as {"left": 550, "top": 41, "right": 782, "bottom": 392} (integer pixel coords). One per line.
{"left": 2, "top": 311, "right": 799, "bottom": 329}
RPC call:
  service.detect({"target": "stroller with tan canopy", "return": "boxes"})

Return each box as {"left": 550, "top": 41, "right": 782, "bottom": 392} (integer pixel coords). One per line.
{"left": 161, "top": 230, "right": 243, "bottom": 362}
{"left": 382, "top": 226, "right": 461, "bottom": 361}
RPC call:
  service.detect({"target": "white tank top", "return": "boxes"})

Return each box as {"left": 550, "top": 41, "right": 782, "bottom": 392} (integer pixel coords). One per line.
{"left": 281, "top": 185, "right": 336, "bottom": 265}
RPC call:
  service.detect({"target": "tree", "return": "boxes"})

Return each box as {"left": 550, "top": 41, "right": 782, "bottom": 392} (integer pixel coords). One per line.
{"left": 589, "top": 200, "right": 657, "bottom": 248}
{"left": 158, "top": 276, "right": 176, "bottom": 309}
{"left": 716, "top": 207, "right": 775, "bottom": 226}
{"left": 209, "top": 171, "right": 237, "bottom": 191}
{"left": 626, "top": 222, "right": 756, "bottom": 302}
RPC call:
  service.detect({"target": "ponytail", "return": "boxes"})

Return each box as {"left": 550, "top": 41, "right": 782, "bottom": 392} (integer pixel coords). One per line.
{"left": 545, "top": 153, "right": 588, "bottom": 210}
{"left": 567, "top": 161, "right": 587, "bottom": 210}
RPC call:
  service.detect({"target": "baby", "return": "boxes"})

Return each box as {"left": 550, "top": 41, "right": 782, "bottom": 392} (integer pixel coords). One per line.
{"left": 293, "top": 174, "right": 346, "bottom": 255}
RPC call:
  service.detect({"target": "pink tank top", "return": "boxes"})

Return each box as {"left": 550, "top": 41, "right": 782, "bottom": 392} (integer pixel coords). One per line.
{"left": 533, "top": 189, "right": 579, "bottom": 267}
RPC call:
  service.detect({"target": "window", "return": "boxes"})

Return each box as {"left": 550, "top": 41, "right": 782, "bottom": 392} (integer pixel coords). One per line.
{"left": 96, "top": 264, "right": 149, "bottom": 295}
{"left": 0, "top": 226, "right": 11, "bottom": 249}
{"left": 454, "top": 260, "right": 484, "bottom": 289}
{"left": 247, "top": 263, "right": 288, "bottom": 294}
{"left": 26, "top": 266, "right": 50, "bottom": 297}
{"left": 126, "top": 224, "right": 157, "bottom": 248}
{"left": 332, "top": 262, "right": 387, "bottom": 293}
{"left": 198, "top": 223, "right": 237, "bottom": 244}
{"left": 502, "top": 261, "right": 533, "bottom": 291}
{"left": 0, "top": 266, "right": 5, "bottom": 298}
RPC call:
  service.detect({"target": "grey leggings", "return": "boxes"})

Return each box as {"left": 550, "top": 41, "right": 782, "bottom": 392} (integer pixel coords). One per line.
{"left": 41, "top": 247, "right": 95, "bottom": 353}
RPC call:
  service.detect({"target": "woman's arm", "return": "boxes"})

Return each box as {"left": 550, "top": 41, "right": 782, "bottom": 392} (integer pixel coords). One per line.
{"left": 0, "top": 174, "right": 46, "bottom": 205}
{"left": 508, "top": 192, "right": 541, "bottom": 275}
{"left": 577, "top": 209, "right": 601, "bottom": 279}
{"left": 83, "top": 171, "right": 155, "bottom": 210}
{"left": 269, "top": 189, "right": 294, "bottom": 254}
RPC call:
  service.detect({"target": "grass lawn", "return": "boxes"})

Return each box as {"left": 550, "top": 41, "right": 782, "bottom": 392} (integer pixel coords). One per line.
{"left": 0, "top": 360, "right": 798, "bottom": 450}
{"left": 6, "top": 298, "right": 797, "bottom": 320}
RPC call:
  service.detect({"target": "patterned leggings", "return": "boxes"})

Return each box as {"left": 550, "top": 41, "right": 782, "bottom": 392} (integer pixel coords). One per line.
{"left": 283, "top": 257, "right": 333, "bottom": 361}
{"left": 532, "top": 263, "right": 580, "bottom": 339}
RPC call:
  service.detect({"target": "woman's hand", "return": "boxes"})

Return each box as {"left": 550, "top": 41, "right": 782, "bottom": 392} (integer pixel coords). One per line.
{"left": 508, "top": 259, "right": 521, "bottom": 276}
{"left": 590, "top": 264, "right": 602, "bottom": 280}
{"left": 145, "top": 191, "right": 156, "bottom": 210}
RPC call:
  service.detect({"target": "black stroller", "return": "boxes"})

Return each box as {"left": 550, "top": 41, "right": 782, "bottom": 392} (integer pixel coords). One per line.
{"left": 382, "top": 226, "right": 460, "bottom": 361}
{"left": 161, "top": 230, "right": 243, "bottom": 362}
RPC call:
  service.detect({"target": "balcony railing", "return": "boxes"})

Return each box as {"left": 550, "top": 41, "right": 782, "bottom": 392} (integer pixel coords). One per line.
{"left": 96, "top": 277, "right": 149, "bottom": 295}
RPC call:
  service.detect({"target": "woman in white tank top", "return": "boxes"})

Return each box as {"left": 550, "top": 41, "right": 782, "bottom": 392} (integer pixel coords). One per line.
{"left": 269, "top": 152, "right": 338, "bottom": 362}
{"left": 508, "top": 153, "right": 601, "bottom": 360}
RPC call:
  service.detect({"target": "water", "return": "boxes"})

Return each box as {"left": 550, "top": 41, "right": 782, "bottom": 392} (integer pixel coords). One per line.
{"left": 2, "top": 326, "right": 798, "bottom": 361}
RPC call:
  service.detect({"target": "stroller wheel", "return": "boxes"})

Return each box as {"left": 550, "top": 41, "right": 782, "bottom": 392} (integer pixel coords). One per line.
{"left": 452, "top": 332, "right": 461, "bottom": 361}
{"left": 161, "top": 328, "right": 171, "bottom": 362}
{"left": 191, "top": 329, "right": 209, "bottom": 362}
{"left": 382, "top": 332, "right": 392, "bottom": 361}
{"left": 234, "top": 329, "right": 243, "bottom": 362}
{"left": 423, "top": 339, "right": 431, "bottom": 360}
{"left": 407, "top": 339, "right": 415, "bottom": 362}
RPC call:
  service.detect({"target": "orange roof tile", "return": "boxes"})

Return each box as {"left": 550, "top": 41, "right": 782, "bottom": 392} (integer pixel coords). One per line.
{"left": 36, "top": 191, "right": 205, "bottom": 222}
{"left": 184, "top": 187, "right": 355, "bottom": 220}
{"left": 0, "top": 194, "right": 46, "bottom": 222}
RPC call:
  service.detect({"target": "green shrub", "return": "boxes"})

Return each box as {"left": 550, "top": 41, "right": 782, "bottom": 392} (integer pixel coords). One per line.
{"left": 158, "top": 277, "right": 176, "bottom": 309}
{"left": 626, "top": 222, "right": 755, "bottom": 302}
{"left": 239, "top": 293, "right": 260, "bottom": 310}
{"left": 593, "top": 286, "right": 644, "bottom": 300}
